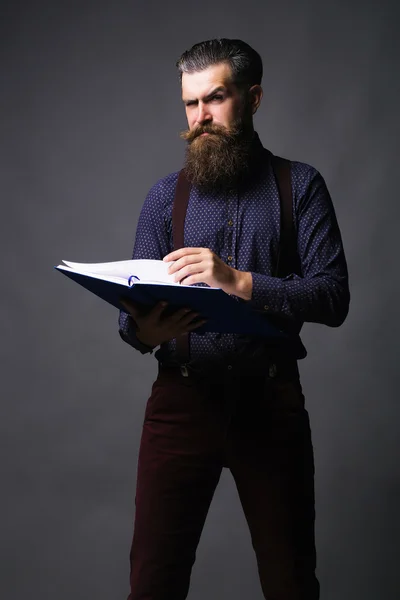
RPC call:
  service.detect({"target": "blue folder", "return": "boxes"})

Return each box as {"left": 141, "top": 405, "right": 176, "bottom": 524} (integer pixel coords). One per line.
{"left": 55, "top": 266, "right": 287, "bottom": 339}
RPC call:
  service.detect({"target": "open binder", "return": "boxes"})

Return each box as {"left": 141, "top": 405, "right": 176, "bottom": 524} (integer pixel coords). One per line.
{"left": 55, "top": 259, "right": 287, "bottom": 339}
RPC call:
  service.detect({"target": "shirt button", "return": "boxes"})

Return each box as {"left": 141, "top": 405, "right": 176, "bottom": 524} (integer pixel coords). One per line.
{"left": 227, "top": 365, "right": 233, "bottom": 370}
{"left": 227, "top": 255, "right": 233, "bottom": 262}
{"left": 264, "top": 304, "right": 269, "bottom": 311}
{"left": 228, "top": 219, "right": 233, "bottom": 226}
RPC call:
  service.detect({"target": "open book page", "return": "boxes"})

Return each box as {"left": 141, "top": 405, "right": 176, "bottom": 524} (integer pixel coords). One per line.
{"left": 58, "top": 259, "right": 180, "bottom": 286}
{"left": 57, "top": 259, "right": 221, "bottom": 289}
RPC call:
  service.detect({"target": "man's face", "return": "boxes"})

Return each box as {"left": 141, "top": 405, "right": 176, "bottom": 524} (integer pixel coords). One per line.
{"left": 181, "top": 62, "right": 247, "bottom": 134}
{"left": 180, "top": 62, "right": 261, "bottom": 192}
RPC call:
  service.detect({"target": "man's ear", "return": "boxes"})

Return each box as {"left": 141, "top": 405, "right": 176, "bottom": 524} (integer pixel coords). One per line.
{"left": 248, "top": 85, "right": 263, "bottom": 114}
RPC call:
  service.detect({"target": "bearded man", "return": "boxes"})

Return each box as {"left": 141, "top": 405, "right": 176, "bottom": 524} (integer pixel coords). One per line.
{"left": 119, "top": 38, "right": 350, "bottom": 600}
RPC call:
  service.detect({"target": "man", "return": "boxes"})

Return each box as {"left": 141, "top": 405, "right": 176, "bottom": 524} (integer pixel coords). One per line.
{"left": 119, "top": 38, "right": 349, "bottom": 600}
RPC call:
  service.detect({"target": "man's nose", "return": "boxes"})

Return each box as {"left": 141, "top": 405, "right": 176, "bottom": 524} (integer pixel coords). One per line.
{"left": 196, "top": 103, "right": 212, "bottom": 126}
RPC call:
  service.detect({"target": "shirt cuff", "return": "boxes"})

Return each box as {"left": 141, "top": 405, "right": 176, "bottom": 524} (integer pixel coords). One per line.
{"left": 119, "top": 315, "right": 155, "bottom": 354}
{"left": 249, "top": 272, "right": 285, "bottom": 313}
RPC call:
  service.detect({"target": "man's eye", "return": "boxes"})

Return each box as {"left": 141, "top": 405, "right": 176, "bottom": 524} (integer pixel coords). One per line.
{"left": 212, "top": 95, "right": 223, "bottom": 101}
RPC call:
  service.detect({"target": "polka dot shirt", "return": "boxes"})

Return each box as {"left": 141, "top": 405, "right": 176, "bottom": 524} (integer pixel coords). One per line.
{"left": 119, "top": 134, "right": 349, "bottom": 364}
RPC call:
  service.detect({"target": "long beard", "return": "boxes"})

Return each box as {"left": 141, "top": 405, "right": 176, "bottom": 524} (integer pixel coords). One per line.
{"left": 180, "top": 121, "right": 253, "bottom": 193}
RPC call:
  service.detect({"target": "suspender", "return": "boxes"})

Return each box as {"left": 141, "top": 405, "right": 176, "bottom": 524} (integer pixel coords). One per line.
{"left": 272, "top": 155, "right": 301, "bottom": 279}
{"left": 171, "top": 170, "right": 192, "bottom": 364}
{"left": 172, "top": 154, "right": 300, "bottom": 365}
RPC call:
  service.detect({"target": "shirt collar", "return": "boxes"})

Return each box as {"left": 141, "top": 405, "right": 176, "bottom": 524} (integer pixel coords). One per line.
{"left": 245, "top": 132, "right": 271, "bottom": 180}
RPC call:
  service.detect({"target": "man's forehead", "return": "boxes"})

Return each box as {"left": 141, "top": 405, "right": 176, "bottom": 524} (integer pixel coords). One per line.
{"left": 181, "top": 63, "right": 234, "bottom": 99}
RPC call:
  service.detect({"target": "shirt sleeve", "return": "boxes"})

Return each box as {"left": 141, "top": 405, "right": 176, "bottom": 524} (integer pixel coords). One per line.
{"left": 249, "top": 167, "right": 350, "bottom": 327}
{"left": 118, "top": 176, "right": 174, "bottom": 352}
{"left": 118, "top": 312, "right": 155, "bottom": 354}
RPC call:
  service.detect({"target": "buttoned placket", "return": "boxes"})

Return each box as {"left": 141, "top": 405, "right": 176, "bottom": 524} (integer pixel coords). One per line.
{"left": 225, "top": 188, "right": 238, "bottom": 270}
{"left": 214, "top": 190, "right": 240, "bottom": 354}
{"left": 220, "top": 189, "right": 240, "bottom": 442}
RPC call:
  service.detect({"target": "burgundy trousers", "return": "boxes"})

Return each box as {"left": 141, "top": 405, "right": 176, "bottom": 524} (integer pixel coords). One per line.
{"left": 127, "top": 365, "right": 320, "bottom": 600}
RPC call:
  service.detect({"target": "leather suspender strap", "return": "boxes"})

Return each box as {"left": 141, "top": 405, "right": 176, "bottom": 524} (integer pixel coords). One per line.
{"left": 270, "top": 154, "right": 301, "bottom": 278}
{"left": 172, "top": 170, "right": 191, "bottom": 364}
{"left": 171, "top": 154, "right": 300, "bottom": 366}
{"left": 172, "top": 170, "right": 191, "bottom": 250}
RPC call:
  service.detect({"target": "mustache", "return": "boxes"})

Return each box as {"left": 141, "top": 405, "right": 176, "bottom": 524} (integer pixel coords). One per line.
{"left": 180, "top": 123, "right": 240, "bottom": 143}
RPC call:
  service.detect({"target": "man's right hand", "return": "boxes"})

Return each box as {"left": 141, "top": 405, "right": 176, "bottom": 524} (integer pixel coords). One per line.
{"left": 120, "top": 299, "right": 207, "bottom": 348}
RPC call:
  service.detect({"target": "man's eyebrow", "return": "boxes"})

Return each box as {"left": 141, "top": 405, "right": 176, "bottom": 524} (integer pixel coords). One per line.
{"left": 183, "top": 86, "right": 226, "bottom": 104}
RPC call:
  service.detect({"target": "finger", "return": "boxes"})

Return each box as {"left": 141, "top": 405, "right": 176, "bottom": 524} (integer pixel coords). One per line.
{"left": 168, "top": 255, "right": 203, "bottom": 276}
{"left": 174, "top": 266, "right": 205, "bottom": 285}
{"left": 163, "top": 247, "right": 203, "bottom": 263}
{"left": 181, "top": 318, "right": 208, "bottom": 333}
{"left": 149, "top": 300, "right": 168, "bottom": 319}
{"left": 177, "top": 311, "right": 203, "bottom": 327}
{"left": 174, "top": 307, "right": 205, "bottom": 325}
{"left": 167, "top": 306, "right": 195, "bottom": 323}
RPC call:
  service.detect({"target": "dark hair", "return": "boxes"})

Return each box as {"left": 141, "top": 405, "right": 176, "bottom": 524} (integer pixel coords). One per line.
{"left": 176, "top": 38, "right": 263, "bottom": 88}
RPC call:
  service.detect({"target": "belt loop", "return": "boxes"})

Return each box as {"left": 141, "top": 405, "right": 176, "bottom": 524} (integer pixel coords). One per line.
{"left": 268, "top": 362, "right": 277, "bottom": 378}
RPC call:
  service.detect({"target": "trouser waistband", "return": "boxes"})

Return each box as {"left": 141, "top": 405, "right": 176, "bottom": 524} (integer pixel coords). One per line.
{"left": 158, "top": 358, "right": 299, "bottom": 382}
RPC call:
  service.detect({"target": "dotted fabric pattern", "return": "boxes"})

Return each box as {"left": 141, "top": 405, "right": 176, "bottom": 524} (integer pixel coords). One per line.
{"left": 119, "top": 134, "right": 349, "bottom": 364}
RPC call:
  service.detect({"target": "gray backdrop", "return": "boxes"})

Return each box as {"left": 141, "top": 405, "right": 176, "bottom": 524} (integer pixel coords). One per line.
{"left": 2, "top": 0, "right": 399, "bottom": 598}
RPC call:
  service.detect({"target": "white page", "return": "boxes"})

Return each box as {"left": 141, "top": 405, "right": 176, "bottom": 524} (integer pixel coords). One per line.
{"left": 59, "top": 259, "right": 177, "bottom": 284}
{"left": 57, "top": 259, "right": 221, "bottom": 289}
{"left": 56, "top": 266, "right": 131, "bottom": 286}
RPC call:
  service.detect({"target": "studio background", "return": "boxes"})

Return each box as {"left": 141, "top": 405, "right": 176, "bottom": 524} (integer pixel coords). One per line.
{"left": 2, "top": 1, "right": 399, "bottom": 599}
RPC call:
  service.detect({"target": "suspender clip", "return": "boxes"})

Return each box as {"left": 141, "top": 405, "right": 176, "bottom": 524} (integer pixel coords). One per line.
{"left": 180, "top": 364, "right": 189, "bottom": 377}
